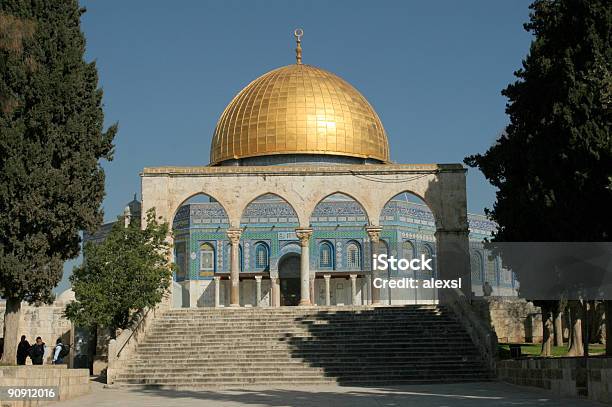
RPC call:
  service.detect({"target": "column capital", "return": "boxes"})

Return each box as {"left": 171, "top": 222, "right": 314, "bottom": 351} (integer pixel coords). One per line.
{"left": 323, "top": 274, "right": 331, "bottom": 281}
{"left": 349, "top": 274, "right": 357, "bottom": 281}
{"left": 254, "top": 275, "right": 262, "bottom": 282}
{"left": 226, "top": 228, "right": 243, "bottom": 244}
{"left": 295, "top": 228, "right": 313, "bottom": 246}
{"left": 366, "top": 226, "right": 382, "bottom": 242}
{"left": 213, "top": 276, "right": 221, "bottom": 281}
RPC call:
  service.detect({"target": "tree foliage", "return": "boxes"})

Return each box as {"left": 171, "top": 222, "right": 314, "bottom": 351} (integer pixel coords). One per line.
{"left": 465, "top": 0, "right": 611, "bottom": 243}
{"left": 0, "top": 0, "right": 116, "bottom": 304}
{"left": 65, "top": 210, "right": 174, "bottom": 333}
{"left": 465, "top": 0, "right": 611, "bottom": 356}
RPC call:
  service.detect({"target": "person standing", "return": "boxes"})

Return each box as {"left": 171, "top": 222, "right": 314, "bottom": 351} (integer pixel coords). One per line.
{"left": 52, "top": 338, "right": 66, "bottom": 365}
{"left": 16, "top": 335, "right": 30, "bottom": 365}
{"left": 29, "top": 337, "right": 45, "bottom": 365}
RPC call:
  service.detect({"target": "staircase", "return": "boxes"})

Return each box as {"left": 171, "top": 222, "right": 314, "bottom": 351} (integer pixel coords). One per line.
{"left": 113, "top": 306, "right": 493, "bottom": 388}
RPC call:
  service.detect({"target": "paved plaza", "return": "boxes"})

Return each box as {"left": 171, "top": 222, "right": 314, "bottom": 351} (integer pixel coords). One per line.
{"left": 55, "top": 381, "right": 606, "bottom": 407}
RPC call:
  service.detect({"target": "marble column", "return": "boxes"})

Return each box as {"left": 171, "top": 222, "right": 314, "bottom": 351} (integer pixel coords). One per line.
{"left": 366, "top": 226, "right": 382, "bottom": 306}
{"left": 350, "top": 274, "right": 358, "bottom": 305}
{"left": 255, "top": 276, "right": 262, "bottom": 307}
{"left": 213, "top": 276, "right": 221, "bottom": 308}
{"left": 270, "top": 277, "right": 280, "bottom": 307}
{"left": 226, "top": 228, "right": 242, "bottom": 307}
{"left": 323, "top": 274, "right": 331, "bottom": 306}
{"left": 295, "top": 228, "right": 313, "bottom": 306}
{"left": 309, "top": 277, "right": 316, "bottom": 306}
{"left": 365, "top": 275, "right": 372, "bottom": 305}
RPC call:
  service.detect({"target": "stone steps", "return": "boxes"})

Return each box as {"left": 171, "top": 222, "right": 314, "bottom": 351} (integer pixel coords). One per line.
{"left": 116, "top": 372, "right": 494, "bottom": 388}
{"left": 126, "top": 353, "right": 482, "bottom": 363}
{"left": 124, "top": 358, "right": 482, "bottom": 367}
{"left": 113, "top": 305, "right": 492, "bottom": 387}
{"left": 117, "top": 369, "right": 490, "bottom": 380}
{"left": 121, "top": 365, "right": 487, "bottom": 374}
{"left": 139, "top": 336, "right": 474, "bottom": 343}
{"left": 133, "top": 347, "right": 480, "bottom": 355}
{"left": 151, "top": 320, "right": 457, "bottom": 326}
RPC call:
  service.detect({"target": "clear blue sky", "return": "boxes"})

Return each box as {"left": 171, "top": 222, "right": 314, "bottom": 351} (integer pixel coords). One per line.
{"left": 58, "top": 0, "right": 534, "bottom": 292}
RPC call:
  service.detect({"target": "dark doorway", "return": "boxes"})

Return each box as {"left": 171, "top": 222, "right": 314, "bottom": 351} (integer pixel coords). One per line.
{"left": 279, "top": 254, "right": 300, "bottom": 306}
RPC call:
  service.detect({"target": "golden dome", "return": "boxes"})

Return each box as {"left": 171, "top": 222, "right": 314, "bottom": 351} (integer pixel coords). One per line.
{"left": 210, "top": 63, "right": 390, "bottom": 165}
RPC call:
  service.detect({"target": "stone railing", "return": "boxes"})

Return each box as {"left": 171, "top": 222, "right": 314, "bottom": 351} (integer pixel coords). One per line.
{"left": 440, "top": 288, "right": 498, "bottom": 371}
{"left": 106, "top": 306, "right": 161, "bottom": 384}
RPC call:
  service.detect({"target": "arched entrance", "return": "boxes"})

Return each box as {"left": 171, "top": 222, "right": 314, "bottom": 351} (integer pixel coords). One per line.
{"left": 278, "top": 253, "right": 300, "bottom": 306}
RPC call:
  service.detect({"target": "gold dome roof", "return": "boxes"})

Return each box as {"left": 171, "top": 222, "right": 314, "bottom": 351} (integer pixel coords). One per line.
{"left": 210, "top": 63, "right": 390, "bottom": 165}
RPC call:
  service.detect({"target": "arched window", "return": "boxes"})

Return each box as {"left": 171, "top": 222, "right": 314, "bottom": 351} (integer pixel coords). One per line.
{"left": 402, "top": 240, "right": 415, "bottom": 261}
{"left": 419, "top": 244, "right": 434, "bottom": 277}
{"left": 319, "top": 241, "right": 334, "bottom": 269}
{"left": 346, "top": 241, "right": 361, "bottom": 269}
{"left": 199, "top": 242, "right": 215, "bottom": 276}
{"left": 471, "top": 252, "right": 483, "bottom": 282}
{"left": 485, "top": 254, "right": 497, "bottom": 285}
{"left": 255, "top": 243, "right": 269, "bottom": 269}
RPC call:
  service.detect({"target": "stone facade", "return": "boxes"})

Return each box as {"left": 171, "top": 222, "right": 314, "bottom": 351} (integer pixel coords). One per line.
{"left": 136, "top": 163, "right": 501, "bottom": 309}
{"left": 170, "top": 196, "right": 513, "bottom": 308}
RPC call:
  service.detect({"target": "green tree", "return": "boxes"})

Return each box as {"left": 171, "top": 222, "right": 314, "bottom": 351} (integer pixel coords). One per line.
{"left": 0, "top": 1, "right": 116, "bottom": 364}
{"left": 465, "top": 0, "right": 611, "bottom": 356}
{"left": 65, "top": 210, "right": 173, "bottom": 334}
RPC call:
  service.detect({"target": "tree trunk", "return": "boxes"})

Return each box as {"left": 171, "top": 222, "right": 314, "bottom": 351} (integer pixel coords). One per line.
{"left": 567, "top": 300, "right": 584, "bottom": 356}
{"left": 606, "top": 301, "right": 612, "bottom": 356}
{"left": 554, "top": 304, "right": 564, "bottom": 347}
{"left": 541, "top": 303, "right": 553, "bottom": 356}
{"left": 567, "top": 308, "right": 573, "bottom": 349}
{"left": 0, "top": 298, "right": 22, "bottom": 365}
{"left": 590, "top": 301, "right": 605, "bottom": 344}
{"left": 584, "top": 301, "right": 593, "bottom": 357}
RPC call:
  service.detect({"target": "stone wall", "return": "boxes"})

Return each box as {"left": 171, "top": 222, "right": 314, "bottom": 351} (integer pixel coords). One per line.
{"left": 472, "top": 297, "right": 543, "bottom": 343}
{"left": 498, "top": 358, "right": 612, "bottom": 404}
{"left": 0, "top": 301, "right": 73, "bottom": 366}
{"left": 0, "top": 365, "right": 90, "bottom": 406}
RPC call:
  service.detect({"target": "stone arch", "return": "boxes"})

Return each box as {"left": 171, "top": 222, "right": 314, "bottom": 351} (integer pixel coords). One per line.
{"left": 271, "top": 242, "right": 301, "bottom": 273}
{"left": 308, "top": 192, "right": 370, "bottom": 227}
{"left": 169, "top": 191, "right": 231, "bottom": 229}
{"left": 236, "top": 192, "right": 305, "bottom": 228}
{"left": 170, "top": 193, "right": 230, "bottom": 282}
{"left": 239, "top": 193, "right": 300, "bottom": 227}
{"left": 378, "top": 191, "right": 438, "bottom": 260}
{"left": 377, "top": 190, "right": 440, "bottom": 230}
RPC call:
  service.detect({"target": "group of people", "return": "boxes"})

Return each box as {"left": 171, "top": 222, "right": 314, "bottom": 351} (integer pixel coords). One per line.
{"left": 16, "top": 335, "right": 69, "bottom": 365}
